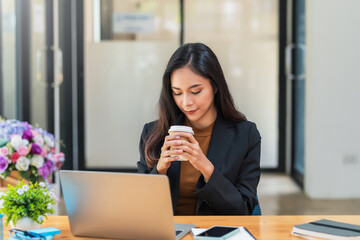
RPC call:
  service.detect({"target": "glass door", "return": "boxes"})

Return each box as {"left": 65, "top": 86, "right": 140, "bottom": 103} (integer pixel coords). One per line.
{"left": 0, "top": 0, "right": 63, "bottom": 141}
{"left": 0, "top": 0, "right": 64, "bottom": 187}
{"left": 30, "top": 0, "right": 64, "bottom": 148}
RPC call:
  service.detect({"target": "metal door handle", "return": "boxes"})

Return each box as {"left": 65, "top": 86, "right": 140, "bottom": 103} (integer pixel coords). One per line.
{"left": 285, "top": 43, "right": 306, "bottom": 81}
{"left": 36, "top": 46, "right": 63, "bottom": 88}
{"left": 36, "top": 48, "right": 47, "bottom": 87}
{"left": 52, "top": 46, "right": 63, "bottom": 88}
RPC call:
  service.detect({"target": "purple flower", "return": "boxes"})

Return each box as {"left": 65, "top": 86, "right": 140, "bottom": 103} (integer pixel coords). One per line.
{"left": 0, "top": 156, "right": 9, "bottom": 173}
{"left": 31, "top": 143, "right": 42, "bottom": 155}
{"left": 22, "top": 121, "right": 32, "bottom": 130}
{"left": 39, "top": 165, "right": 49, "bottom": 179}
{"left": 39, "top": 160, "right": 54, "bottom": 179}
{"left": 0, "top": 119, "right": 28, "bottom": 140}
{"left": 22, "top": 129, "right": 34, "bottom": 141}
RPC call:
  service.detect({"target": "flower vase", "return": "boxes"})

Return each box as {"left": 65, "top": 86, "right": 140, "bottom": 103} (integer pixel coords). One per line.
{"left": 0, "top": 170, "right": 30, "bottom": 187}
{"left": 10, "top": 217, "right": 41, "bottom": 230}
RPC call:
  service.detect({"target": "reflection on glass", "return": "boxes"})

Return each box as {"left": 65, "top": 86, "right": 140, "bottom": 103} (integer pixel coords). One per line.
{"left": 98, "top": 0, "right": 180, "bottom": 41}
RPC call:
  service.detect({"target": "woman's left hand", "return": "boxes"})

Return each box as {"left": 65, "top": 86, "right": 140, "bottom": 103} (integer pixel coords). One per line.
{"left": 174, "top": 132, "right": 214, "bottom": 182}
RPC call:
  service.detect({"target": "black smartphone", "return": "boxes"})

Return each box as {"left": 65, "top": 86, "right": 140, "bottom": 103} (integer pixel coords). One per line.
{"left": 194, "top": 226, "right": 239, "bottom": 239}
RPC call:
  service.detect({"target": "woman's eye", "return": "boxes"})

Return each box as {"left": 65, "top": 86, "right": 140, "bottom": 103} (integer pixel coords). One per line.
{"left": 173, "top": 92, "right": 182, "bottom": 96}
{"left": 192, "top": 91, "right": 201, "bottom": 95}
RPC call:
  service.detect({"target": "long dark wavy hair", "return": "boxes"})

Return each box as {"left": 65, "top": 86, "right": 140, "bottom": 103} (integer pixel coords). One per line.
{"left": 144, "top": 43, "right": 246, "bottom": 168}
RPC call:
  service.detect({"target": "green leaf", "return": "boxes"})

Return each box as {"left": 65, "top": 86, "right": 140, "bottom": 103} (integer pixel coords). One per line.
{"left": 2, "top": 168, "right": 11, "bottom": 179}
{"left": 30, "top": 174, "right": 38, "bottom": 183}
{"left": 0, "top": 138, "right": 8, "bottom": 147}
{"left": 18, "top": 171, "right": 30, "bottom": 180}
{"left": 1, "top": 181, "right": 56, "bottom": 226}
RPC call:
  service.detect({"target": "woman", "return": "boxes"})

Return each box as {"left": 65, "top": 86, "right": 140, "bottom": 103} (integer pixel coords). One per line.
{"left": 137, "top": 43, "right": 261, "bottom": 215}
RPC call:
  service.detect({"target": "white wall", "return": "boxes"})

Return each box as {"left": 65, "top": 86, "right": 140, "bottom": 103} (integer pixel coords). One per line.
{"left": 305, "top": 0, "right": 360, "bottom": 198}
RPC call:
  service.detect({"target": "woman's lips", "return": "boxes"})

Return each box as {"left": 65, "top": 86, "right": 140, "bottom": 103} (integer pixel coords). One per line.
{"left": 185, "top": 109, "right": 197, "bottom": 115}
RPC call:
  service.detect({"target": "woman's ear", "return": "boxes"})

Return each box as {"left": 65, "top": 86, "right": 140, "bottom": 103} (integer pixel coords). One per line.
{"left": 214, "top": 88, "right": 218, "bottom": 94}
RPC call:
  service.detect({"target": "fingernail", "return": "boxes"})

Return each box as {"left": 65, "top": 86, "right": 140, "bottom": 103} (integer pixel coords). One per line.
{"left": 176, "top": 136, "right": 180, "bottom": 139}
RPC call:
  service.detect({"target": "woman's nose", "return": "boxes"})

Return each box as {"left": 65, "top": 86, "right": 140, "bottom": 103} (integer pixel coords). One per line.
{"left": 183, "top": 94, "right": 193, "bottom": 106}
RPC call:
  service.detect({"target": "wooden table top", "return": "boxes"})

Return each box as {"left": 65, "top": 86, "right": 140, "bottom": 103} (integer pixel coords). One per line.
{"left": 3, "top": 215, "right": 360, "bottom": 239}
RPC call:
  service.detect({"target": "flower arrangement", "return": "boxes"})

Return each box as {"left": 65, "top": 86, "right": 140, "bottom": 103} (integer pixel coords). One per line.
{"left": 0, "top": 118, "right": 65, "bottom": 183}
{"left": 0, "top": 181, "right": 56, "bottom": 226}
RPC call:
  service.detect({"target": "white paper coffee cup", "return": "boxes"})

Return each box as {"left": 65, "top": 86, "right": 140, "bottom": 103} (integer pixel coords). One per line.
{"left": 168, "top": 125, "right": 194, "bottom": 161}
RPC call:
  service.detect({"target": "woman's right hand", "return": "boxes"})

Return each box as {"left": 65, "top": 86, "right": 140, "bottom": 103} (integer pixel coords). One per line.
{"left": 157, "top": 135, "right": 183, "bottom": 174}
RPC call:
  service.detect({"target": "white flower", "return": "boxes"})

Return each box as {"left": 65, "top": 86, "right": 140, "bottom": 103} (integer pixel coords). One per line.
{"left": 0, "top": 192, "right": 6, "bottom": 197}
{"left": 37, "top": 215, "right": 44, "bottom": 222}
{"left": 39, "top": 182, "right": 46, "bottom": 188}
{"left": 17, "top": 188, "right": 24, "bottom": 195}
{"left": 11, "top": 135, "right": 29, "bottom": 151}
{"left": 49, "top": 191, "right": 56, "bottom": 199}
{"left": 22, "top": 185, "right": 29, "bottom": 191}
{"left": 15, "top": 157, "right": 30, "bottom": 171}
{"left": 33, "top": 135, "right": 44, "bottom": 146}
{"left": 44, "top": 136, "right": 54, "bottom": 148}
{"left": 0, "top": 199, "right": 4, "bottom": 209}
{"left": 21, "top": 139, "right": 29, "bottom": 147}
{"left": 10, "top": 135, "right": 23, "bottom": 150}
{"left": 30, "top": 155, "right": 44, "bottom": 168}
{"left": 47, "top": 203, "right": 52, "bottom": 209}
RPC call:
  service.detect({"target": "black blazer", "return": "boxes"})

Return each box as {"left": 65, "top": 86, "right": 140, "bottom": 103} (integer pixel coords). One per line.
{"left": 137, "top": 113, "right": 261, "bottom": 215}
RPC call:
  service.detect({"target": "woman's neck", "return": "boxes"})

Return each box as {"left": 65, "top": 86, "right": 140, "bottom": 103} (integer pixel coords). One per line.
{"left": 187, "top": 109, "right": 217, "bottom": 129}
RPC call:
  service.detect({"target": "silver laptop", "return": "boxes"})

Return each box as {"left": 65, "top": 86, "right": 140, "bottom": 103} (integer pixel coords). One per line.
{"left": 60, "top": 170, "right": 195, "bottom": 240}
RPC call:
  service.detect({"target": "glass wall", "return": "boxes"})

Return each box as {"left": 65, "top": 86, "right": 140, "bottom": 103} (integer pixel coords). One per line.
{"left": 184, "top": 0, "right": 279, "bottom": 168}
{"left": 85, "top": 0, "right": 279, "bottom": 169}
{"left": 2, "top": 0, "right": 280, "bottom": 169}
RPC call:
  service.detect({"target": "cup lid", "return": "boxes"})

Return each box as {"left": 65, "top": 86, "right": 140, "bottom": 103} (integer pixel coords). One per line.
{"left": 168, "top": 125, "right": 194, "bottom": 134}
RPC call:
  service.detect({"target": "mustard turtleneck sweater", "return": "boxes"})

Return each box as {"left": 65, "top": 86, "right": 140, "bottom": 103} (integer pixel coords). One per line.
{"left": 175, "top": 118, "right": 215, "bottom": 215}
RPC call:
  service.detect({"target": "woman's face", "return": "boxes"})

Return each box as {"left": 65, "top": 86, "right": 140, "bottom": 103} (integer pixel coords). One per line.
{"left": 170, "top": 66, "right": 217, "bottom": 128}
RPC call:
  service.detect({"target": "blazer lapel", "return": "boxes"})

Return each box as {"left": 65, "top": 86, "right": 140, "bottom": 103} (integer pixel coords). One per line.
{"left": 195, "top": 114, "right": 235, "bottom": 214}
{"left": 206, "top": 114, "right": 235, "bottom": 171}
{"left": 171, "top": 114, "right": 235, "bottom": 213}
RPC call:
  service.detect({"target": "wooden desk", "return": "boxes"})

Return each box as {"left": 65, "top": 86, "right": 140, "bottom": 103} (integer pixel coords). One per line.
{"left": 3, "top": 215, "right": 360, "bottom": 239}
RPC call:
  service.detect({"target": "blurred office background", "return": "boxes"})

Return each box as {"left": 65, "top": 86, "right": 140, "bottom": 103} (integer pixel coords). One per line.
{"left": 1, "top": 0, "right": 359, "bottom": 215}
